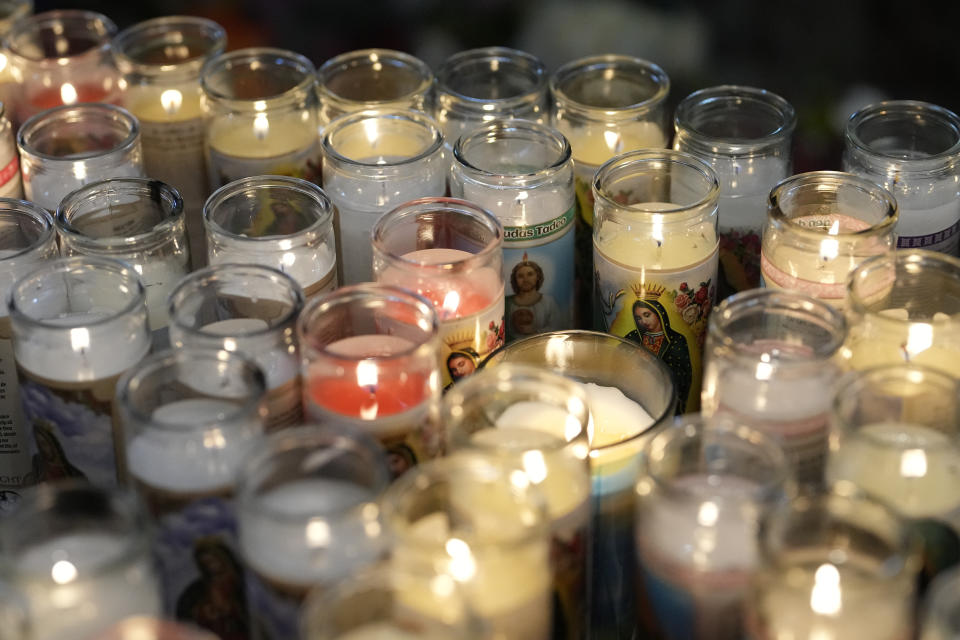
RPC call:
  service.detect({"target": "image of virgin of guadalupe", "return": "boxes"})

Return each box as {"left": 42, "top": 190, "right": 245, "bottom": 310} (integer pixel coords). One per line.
{"left": 624, "top": 297, "right": 693, "bottom": 414}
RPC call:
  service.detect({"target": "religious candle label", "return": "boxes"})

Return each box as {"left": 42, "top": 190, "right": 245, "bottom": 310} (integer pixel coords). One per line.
{"left": 718, "top": 226, "right": 763, "bottom": 296}
{"left": 245, "top": 569, "right": 305, "bottom": 640}
{"left": 139, "top": 117, "right": 208, "bottom": 195}
{"left": 441, "top": 301, "right": 505, "bottom": 390}
{"left": 208, "top": 143, "right": 322, "bottom": 190}
{"left": 897, "top": 219, "right": 960, "bottom": 255}
{"left": 0, "top": 154, "right": 22, "bottom": 199}
{"left": 0, "top": 322, "right": 31, "bottom": 504}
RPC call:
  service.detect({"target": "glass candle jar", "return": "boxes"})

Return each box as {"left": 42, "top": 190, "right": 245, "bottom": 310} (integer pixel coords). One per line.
{"left": 593, "top": 149, "right": 720, "bottom": 414}
{"left": 483, "top": 330, "right": 677, "bottom": 639}
{"left": 95, "top": 618, "right": 218, "bottom": 640}
{"left": 449, "top": 119, "right": 576, "bottom": 341}
{"left": 0, "top": 199, "right": 55, "bottom": 503}
{"left": 434, "top": 47, "right": 548, "bottom": 146}
{"left": 237, "top": 426, "right": 391, "bottom": 639}
{"left": 761, "top": 171, "right": 898, "bottom": 307}
{"left": 204, "top": 175, "right": 338, "bottom": 296}
{"left": 113, "top": 16, "right": 227, "bottom": 267}
{"left": 115, "top": 348, "right": 266, "bottom": 629}
{"left": 167, "top": 263, "right": 305, "bottom": 432}
{"left": 702, "top": 288, "right": 847, "bottom": 487}
{"left": 844, "top": 100, "right": 960, "bottom": 256}
{"left": 18, "top": 103, "right": 143, "bottom": 212}
{"left": 635, "top": 416, "right": 793, "bottom": 640}
{"left": 321, "top": 110, "right": 445, "bottom": 285}
{"left": 0, "top": 0, "right": 33, "bottom": 120}
{"left": 372, "top": 197, "right": 505, "bottom": 390}
{"left": 843, "top": 249, "right": 960, "bottom": 378}
{"left": 0, "top": 482, "right": 162, "bottom": 640}
{"left": 317, "top": 48, "right": 434, "bottom": 126}
{"left": 56, "top": 178, "right": 188, "bottom": 347}
{"left": 8, "top": 256, "right": 150, "bottom": 486}
{"left": 202, "top": 47, "right": 320, "bottom": 189}
{"left": 674, "top": 85, "right": 796, "bottom": 297}
{"left": 444, "top": 363, "right": 592, "bottom": 640}
{"left": 298, "top": 283, "right": 441, "bottom": 474}
{"left": 5, "top": 9, "right": 119, "bottom": 125}
{"left": 920, "top": 566, "right": 960, "bottom": 640}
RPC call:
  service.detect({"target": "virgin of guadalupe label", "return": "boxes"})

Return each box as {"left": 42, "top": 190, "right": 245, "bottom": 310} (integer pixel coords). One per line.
{"left": 208, "top": 142, "right": 322, "bottom": 190}
{"left": 440, "top": 302, "right": 505, "bottom": 391}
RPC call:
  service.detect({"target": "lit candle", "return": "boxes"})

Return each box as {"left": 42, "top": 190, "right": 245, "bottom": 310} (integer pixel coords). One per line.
{"left": 0, "top": 0, "right": 32, "bottom": 123}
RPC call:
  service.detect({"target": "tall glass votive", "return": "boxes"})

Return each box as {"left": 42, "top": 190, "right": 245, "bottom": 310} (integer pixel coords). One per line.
{"left": 372, "top": 197, "right": 505, "bottom": 389}
{"left": 0, "top": 199, "right": 56, "bottom": 505}
{"left": 844, "top": 100, "right": 960, "bottom": 256}
{"left": 920, "top": 566, "right": 960, "bottom": 640}
{"left": 444, "top": 364, "right": 592, "bottom": 640}
{"left": 702, "top": 289, "right": 847, "bottom": 487}
{"left": 434, "top": 47, "right": 548, "bottom": 146}
{"left": 116, "top": 348, "right": 266, "bottom": 634}
{"left": 167, "top": 264, "right": 306, "bottom": 432}
{"left": 113, "top": 16, "right": 227, "bottom": 266}
{"left": 0, "top": 483, "right": 162, "bottom": 640}
{"left": 17, "top": 103, "right": 143, "bottom": 212}
{"left": 635, "top": 416, "right": 793, "bottom": 640}
{"left": 0, "top": 0, "right": 33, "bottom": 120}
{"left": 298, "top": 284, "right": 441, "bottom": 475}
{"left": 761, "top": 171, "right": 898, "bottom": 307}
{"left": 5, "top": 9, "right": 119, "bottom": 125}
{"left": 593, "top": 150, "right": 720, "bottom": 413}
{"left": 202, "top": 47, "right": 320, "bottom": 189}
{"left": 237, "top": 426, "right": 391, "bottom": 640}
{"left": 381, "top": 453, "right": 553, "bottom": 640}
{"left": 204, "top": 175, "right": 338, "bottom": 296}
{"left": 744, "top": 490, "right": 919, "bottom": 640}
{"left": 321, "top": 110, "right": 445, "bottom": 285}
{"left": 674, "top": 85, "right": 796, "bottom": 296}
{"left": 56, "top": 178, "right": 188, "bottom": 347}
{"left": 843, "top": 249, "right": 960, "bottom": 377}
{"left": 8, "top": 256, "right": 150, "bottom": 486}
{"left": 317, "top": 48, "right": 434, "bottom": 126}
{"left": 449, "top": 119, "right": 575, "bottom": 341}
{"left": 483, "top": 330, "right": 677, "bottom": 639}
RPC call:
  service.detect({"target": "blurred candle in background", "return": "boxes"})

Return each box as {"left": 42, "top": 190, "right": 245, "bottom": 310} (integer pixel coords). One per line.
{"left": 0, "top": 0, "right": 33, "bottom": 120}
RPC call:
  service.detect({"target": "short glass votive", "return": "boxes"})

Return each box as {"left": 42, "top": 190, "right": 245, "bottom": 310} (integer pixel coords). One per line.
{"left": 483, "top": 329, "right": 676, "bottom": 639}
{"left": 0, "top": 0, "right": 33, "bottom": 120}
{"left": 204, "top": 175, "right": 338, "bottom": 296}
{"left": 237, "top": 426, "right": 391, "bottom": 640}
{"left": 843, "top": 249, "right": 960, "bottom": 377}
{"left": 8, "top": 256, "right": 150, "bottom": 486}
{"left": 920, "top": 566, "right": 960, "bottom": 640}
{"left": 0, "top": 482, "right": 162, "bottom": 640}
{"left": 321, "top": 110, "right": 445, "bottom": 285}
{"left": 635, "top": 416, "right": 793, "bottom": 640}
{"left": 18, "top": 103, "right": 143, "bottom": 212}
{"left": 760, "top": 171, "right": 898, "bottom": 307}
{"left": 702, "top": 288, "right": 847, "bottom": 487}
{"left": 372, "top": 197, "right": 505, "bottom": 390}
{"left": 297, "top": 283, "right": 441, "bottom": 475}
{"left": 167, "top": 263, "right": 305, "bottom": 432}
{"left": 317, "top": 48, "right": 434, "bottom": 126}
{"left": 444, "top": 363, "right": 592, "bottom": 640}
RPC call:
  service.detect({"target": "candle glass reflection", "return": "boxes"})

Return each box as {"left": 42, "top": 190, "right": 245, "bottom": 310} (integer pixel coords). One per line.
{"left": 0, "top": 0, "right": 33, "bottom": 120}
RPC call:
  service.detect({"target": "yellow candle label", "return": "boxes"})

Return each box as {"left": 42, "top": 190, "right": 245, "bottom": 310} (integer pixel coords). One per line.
{"left": 441, "top": 299, "right": 506, "bottom": 391}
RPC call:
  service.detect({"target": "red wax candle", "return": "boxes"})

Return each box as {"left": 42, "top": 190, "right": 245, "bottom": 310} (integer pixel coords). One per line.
{"left": 399, "top": 248, "right": 498, "bottom": 320}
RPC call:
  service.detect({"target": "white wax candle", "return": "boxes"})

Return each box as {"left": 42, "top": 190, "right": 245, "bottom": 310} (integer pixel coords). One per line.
{"left": 25, "top": 161, "right": 143, "bottom": 215}
{"left": 202, "top": 318, "right": 299, "bottom": 391}
{"left": 207, "top": 114, "right": 320, "bottom": 189}
{"left": 583, "top": 382, "right": 655, "bottom": 495}
{"left": 566, "top": 125, "right": 667, "bottom": 167}
{"left": 842, "top": 313, "right": 960, "bottom": 378}
{"left": 596, "top": 202, "right": 718, "bottom": 271}
{"left": 207, "top": 237, "right": 337, "bottom": 297}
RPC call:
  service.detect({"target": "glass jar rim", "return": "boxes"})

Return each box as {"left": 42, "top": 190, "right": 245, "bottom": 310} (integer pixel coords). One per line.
{"left": 17, "top": 103, "right": 140, "bottom": 163}
{"left": 317, "top": 48, "right": 433, "bottom": 104}
{"left": 322, "top": 109, "right": 445, "bottom": 169}
{"left": 4, "top": 9, "right": 116, "bottom": 64}
{"left": 452, "top": 118, "right": 572, "bottom": 181}
{"left": 201, "top": 46, "right": 316, "bottom": 109}
{"left": 550, "top": 54, "right": 670, "bottom": 120}
{"left": 845, "top": 100, "right": 960, "bottom": 168}
{"left": 847, "top": 249, "right": 960, "bottom": 320}
{"left": 436, "top": 46, "right": 547, "bottom": 106}
{"left": 0, "top": 199, "right": 55, "bottom": 263}
{"left": 112, "top": 15, "right": 227, "bottom": 78}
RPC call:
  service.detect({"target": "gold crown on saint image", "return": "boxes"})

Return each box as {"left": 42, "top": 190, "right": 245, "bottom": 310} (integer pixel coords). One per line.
{"left": 631, "top": 283, "right": 666, "bottom": 300}
{"left": 444, "top": 328, "right": 480, "bottom": 353}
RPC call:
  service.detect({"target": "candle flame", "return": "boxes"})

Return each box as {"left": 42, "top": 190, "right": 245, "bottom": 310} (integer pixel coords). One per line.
{"left": 904, "top": 322, "right": 933, "bottom": 359}
{"left": 160, "top": 89, "right": 183, "bottom": 116}
{"left": 810, "top": 563, "right": 842, "bottom": 616}
{"left": 253, "top": 112, "right": 270, "bottom": 140}
{"left": 900, "top": 448, "right": 928, "bottom": 478}
{"left": 356, "top": 360, "right": 379, "bottom": 389}
{"left": 441, "top": 291, "right": 461, "bottom": 317}
{"left": 69, "top": 327, "right": 90, "bottom": 353}
{"left": 60, "top": 82, "right": 78, "bottom": 105}
{"left": 603, "top": 129, "right": 622, "bottom": 154}
{"left": 363, "top": 117, "right": 380, "bottom": 147}
{"left": 51, "top": 560, "right": 78, "bottom": 585}
{"left": 445, "top": 538, "right": 477, "bottom": 582}
{"left": 697, "top": 501, "right": 719, "bottom": 527}
{"left": 521, "top": 450, "right": 548, "bottom": 485}
{"left": 305, "top": 519, "right": 331, "bottom": 546}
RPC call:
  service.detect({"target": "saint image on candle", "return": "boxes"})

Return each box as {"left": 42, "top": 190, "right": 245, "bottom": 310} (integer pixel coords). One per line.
{"left": 174, "top": 539, "right": 249, "bottom": 639}
{"left": 506, "top": 256, "right": 561, "bottom": 341}
{"left": 445, "top": 347, "right": 480, "bottom": 389}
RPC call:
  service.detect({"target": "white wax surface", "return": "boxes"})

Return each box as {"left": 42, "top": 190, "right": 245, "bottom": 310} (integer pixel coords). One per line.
{"left": 565, "top": 124, "right": 667, "bottom": 166}
{"left": 459, "top": 182, "right": 571, "bottom": 231}
{"left": 706, "top": 366, "right": 834, "bottom": 422}
{"left": 595, "top": 202, "right": 718, "bottom": 270}
{"left": 208, "top": 116, "right": 317, "bottom": 159}
{"left": 583, "top": 382, "right": 654, "bottom": 449}
{"left": 126, "top": 86, "right": 204, "bottom": 123}
{"left": 208, "top": 239, "right": 336, "bottom": 294}
{"left": 26, "top": 162, "right": 144, "bottom": 214}
{"left": 197, "top": 318, "right": 299, "bottom": 390}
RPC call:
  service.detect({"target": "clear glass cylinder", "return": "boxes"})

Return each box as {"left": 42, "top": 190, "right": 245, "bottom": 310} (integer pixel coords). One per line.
{"left": 0, "top": 0, "right": 33, "bottom": 122}
{"left": 380, "top": 453, "right": 553, "bottom": 640}
{"left": 202, "top": 47, "right": 320, "bottom": 190}
{"left": 761, "top": 170, "right": 898, "bottom": 307}
{"left": 17, "top": 103, "right": 143, "bottom": 212}
{"left": 483, "top": 329, "right": 676, "bottom": 638}
{"left": 317, "top": 48, "right": 434, "bottom": 126}
{"left": 674, "top": 85, "right": 796, "bottom": 296}
{"left": 204, "top": 175, "right": 338, "bottom": 296}
{"left": 842, "top": 249, "right": 960, "bottom": 377}
{"left": 434, "top": 47, "right": 548, "bottom": 145}
{"left": 321, "top": 110, "right": 445, "bottom": 285}
{"left": 843, "top": 100, "right": 960, "bottom": 256}
{"left": 298, "top": 283, "right": 441, "bottom": 475}
{"left": 593, "top": 149, "right": 720, "bottom": 414}
{"left": 920, "top": 566, "right": 960, "bottom": 640}
{"left": 237, "top": 426, "right": 391, "bottom": 639}
{"left": 8, "top": 256, "right": 150, "bottom": 486}
{"left": 745, "top": 490, "right": 919, "bottom": 640}
{"left": 449, "top": 119, "right": 575, "bottom": 340}
{"left": 167, "top": 263, "right": 306, "bottom": 432}
{"left": 115, "top": 348, "right": 266, "bottom": 629}
{"left": 702, "top": 288, "right": 846, "bottom": 487}
{"left": 112, "top": 16, "right": 227, "bottom": 267}
{"left": 443, "top": 363, "right": 591, "bottom": 640}
{"left": 5, "top": 9, "right": 119, "bottom": 125}
{"left": 372, "top": 197, "right": 505, "bottom": 389}
{"left": 56, "top": 178, "right": 188, "bottom": 345}
{"left": 0, "top": 482, "right": 162, "bottom": 640}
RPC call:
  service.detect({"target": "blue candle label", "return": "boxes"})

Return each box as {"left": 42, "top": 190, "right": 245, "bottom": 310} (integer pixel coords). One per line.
{"left": 897, "top": 219, "right": 960, "bottom": 255}
{"left": 209, "top": 142, "right": 322, "bottom": 190}
{"left": 441, "top": 299, "right": 505, "bottom": 390}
